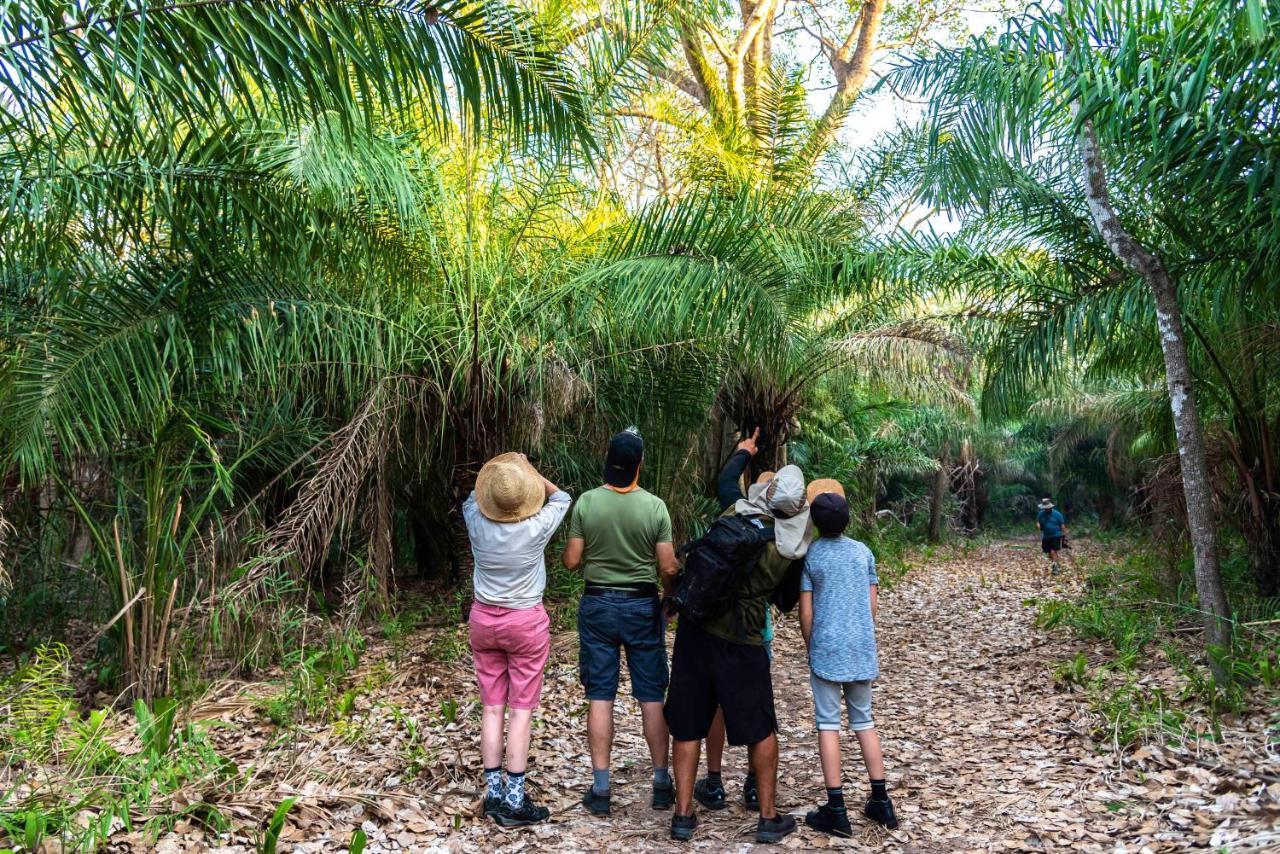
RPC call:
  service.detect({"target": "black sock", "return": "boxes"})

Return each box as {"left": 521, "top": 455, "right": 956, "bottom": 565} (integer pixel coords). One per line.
{"left": 706, "top": 770, "right": 722, "bottom": 786}
{"left": 745, "top": 771, "right": 757, "bottom": 784}
{"left": 870, "top": 779, "right": 887, "bottom": 801}
{"left": 826, "top": 786, "right": 845, "bottom": 809}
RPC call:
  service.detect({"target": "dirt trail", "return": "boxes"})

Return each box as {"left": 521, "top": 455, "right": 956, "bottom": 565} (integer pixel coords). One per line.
{"left": 147, "top": 541, "right": 1278, "bottom": 852}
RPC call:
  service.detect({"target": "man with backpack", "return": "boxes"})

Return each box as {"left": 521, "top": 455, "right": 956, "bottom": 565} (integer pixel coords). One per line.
{"left": 664, "top": 430, "right": 810, "bottom": 844}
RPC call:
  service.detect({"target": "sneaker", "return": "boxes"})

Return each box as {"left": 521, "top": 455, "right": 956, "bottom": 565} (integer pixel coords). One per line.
{"left": 582, "top": 785, "right": 611, "bottom": 817}
{"left": 743, "top": 775, "right": 760, "bottom": 811}
{"left": 756, "top": 813, "right": 797, "bottom": 843}
{"left": 804, "top": 804, "right": 852, "bottom": 837}
{"left": 864, "top": 796, "right": 899, "bottom": 829}
{"left": 495, "top": 797, "right": 550, "bottom": 827}
{"left": 670, "top": 812, "right": 698, "bottom": 841}
{"left": 483, "top": 795, "right": 502, "bottom": 818}
{"left": 693, "top": 777, "right": 727, "bottom": 811}
{"left": 652, "top": 780, "right": 675, "bottom": 810}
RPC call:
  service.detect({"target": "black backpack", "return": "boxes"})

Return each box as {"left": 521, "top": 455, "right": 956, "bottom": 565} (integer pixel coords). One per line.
{"left": 669, "top": 514, "right": 775, "bottom": 625}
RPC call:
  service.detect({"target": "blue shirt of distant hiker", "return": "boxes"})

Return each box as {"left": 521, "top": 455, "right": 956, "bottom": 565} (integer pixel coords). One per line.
{"left": 801, "top": 536, "right": 879, "bottom": 682}
{"left": 1038, "top": 508, "right": 1065, "bottom": 539}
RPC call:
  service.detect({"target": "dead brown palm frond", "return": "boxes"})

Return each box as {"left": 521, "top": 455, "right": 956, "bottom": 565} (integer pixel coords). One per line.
{"left": 0, "top": 501, "right": 12, "bottom": 596}
{"left": 825, "top": 320, "right": 975, "bottom": 413}
{"left": 223, "top": 379, "right": 406, "bottom": 603}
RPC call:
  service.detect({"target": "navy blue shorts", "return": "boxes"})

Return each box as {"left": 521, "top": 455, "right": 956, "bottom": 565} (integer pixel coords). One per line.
{"left": 577, "top": 592, "right": 669, "bottom": 702}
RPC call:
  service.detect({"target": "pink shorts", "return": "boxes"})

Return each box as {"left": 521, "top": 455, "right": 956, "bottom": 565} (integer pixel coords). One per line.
{"left": 468, "top": 601, "right": 551, "bottom": 710}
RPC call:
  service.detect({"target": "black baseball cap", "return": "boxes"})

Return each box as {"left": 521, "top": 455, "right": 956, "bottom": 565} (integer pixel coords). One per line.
{"left": 603, "top": 427, "right": 644, "bottom": 488}
{"left": 811, "top": 492, "right": 850, "bottom": 536}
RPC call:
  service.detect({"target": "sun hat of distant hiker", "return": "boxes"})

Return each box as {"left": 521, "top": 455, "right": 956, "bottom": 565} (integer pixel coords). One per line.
{"left": 1038, "top": 498, "right": 1055, "bottom": 510}
{"left": 805, "top": 478, "right": 846, "bottom": 504}
{"left": 475, "top": 452, "right": 546, "bottom": 523}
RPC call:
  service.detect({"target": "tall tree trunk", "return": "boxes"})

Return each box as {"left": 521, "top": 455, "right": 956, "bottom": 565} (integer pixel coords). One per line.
{"left": 1075, "top": 119, "right": 1232, "bottom": 663}
{"left": 794, "top": 0, "right": 887, "bottom": 168}
{"left": 928, "top": 455, "right": 948, "bottom": 544}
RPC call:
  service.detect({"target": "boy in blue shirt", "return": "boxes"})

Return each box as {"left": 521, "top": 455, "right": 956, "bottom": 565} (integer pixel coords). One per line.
{"left": 1036, "top": 498, "right": 1067, "bottom": 575}
{"left": 799, "top": 490, "right": 898, "bottom": 837}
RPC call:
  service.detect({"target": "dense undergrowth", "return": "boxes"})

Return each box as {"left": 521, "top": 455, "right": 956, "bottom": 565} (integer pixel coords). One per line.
{"left": 1032, "top": 539, "right": 1280, "bottom": 749}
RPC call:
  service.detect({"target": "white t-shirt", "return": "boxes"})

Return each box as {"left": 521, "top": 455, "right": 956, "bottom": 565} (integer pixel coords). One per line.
{"left": 463, "top": 490, "right": 571, "bottom": 609}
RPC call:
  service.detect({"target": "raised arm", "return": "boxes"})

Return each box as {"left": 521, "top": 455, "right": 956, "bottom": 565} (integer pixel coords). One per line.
{"left": 531, "top": 477, "right": 571, "bottom": 541}
{"left": 717, "top": 428, "right": 759, "bottom": 510}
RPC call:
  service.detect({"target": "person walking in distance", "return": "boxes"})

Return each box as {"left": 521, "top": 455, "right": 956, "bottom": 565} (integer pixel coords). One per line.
{"left": 463, "top": 453, "right": 571, "bottom": 827}
{"left": 1036, "top": 497, "right": 1068, "bottom": 575}
{"left": 562, "top": 428, "right": 679, "bottom": 815}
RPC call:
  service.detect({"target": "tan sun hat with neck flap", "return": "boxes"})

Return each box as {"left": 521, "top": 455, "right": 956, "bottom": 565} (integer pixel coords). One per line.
{"left": 475, "top": 452, "right": 546, "bottom": 523}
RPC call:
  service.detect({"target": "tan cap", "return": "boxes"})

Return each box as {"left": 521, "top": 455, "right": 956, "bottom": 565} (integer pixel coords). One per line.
{"left": 805, "top": 478, "right": 846, "bottom": 503}
{"left": 475, "top": 453, "right": 545, "bottom": 523}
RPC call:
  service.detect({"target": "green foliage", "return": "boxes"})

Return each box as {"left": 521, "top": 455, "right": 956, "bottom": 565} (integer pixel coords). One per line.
{"left": 0, "top": 654, "right": 237, "bottom": 852}
{"left": 257, "top": 797, "right": 297, "bottom": 854}
{"left": 257, "top": 629, "right": 364, "bottom": 728}
{"left": 1036, "top": 540, "right": 1277, "bottom": 746}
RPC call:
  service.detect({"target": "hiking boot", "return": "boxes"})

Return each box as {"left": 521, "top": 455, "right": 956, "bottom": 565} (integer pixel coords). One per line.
{"left": 1051, "top": 562, "right": 1060, "bottom": 575}
{"left": 670, "top": 812, "right": 698, "bottom": 841}
{"left": 804, "top": 804, "right": 852, "bottom": 838}
{"left": 652, "top": 780, "right": 675, "bottom": 810}
{"left": 865, "top": 796, "right": 899, "bottom": 829}
{"left": 483, "top": 795, "right": 502, "bottom": 818}
{"left": 581, "top": 785, "right": 611, "bottom": 816}
{"left": 756, "top": 813, "right": 797, "bottom": 843}
{"left": 495, "top": 797, "right": 550, "bottom": 827}
{"left": 693, "top": 777, "right": 727, "bottom": 811}
{"left": 742, "top": 774, "right": 760, "bottom": 811}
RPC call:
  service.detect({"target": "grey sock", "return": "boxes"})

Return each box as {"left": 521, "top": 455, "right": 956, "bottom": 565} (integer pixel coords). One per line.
{"left": 504, "top": 771, "right": 526, "bottom": 809}
{"left": 654, "top": 767, "right": 672, "bottom": 787}
{"left": 592, "top": 768, "right": 611, "bottom": 796}
{"left": 484, "top": 767, "right": 503, "bottom": 799}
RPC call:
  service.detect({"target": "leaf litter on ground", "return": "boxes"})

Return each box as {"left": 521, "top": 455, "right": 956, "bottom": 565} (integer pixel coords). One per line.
{"left": 97, "top": 539, "right": 1279, "bottom": 852}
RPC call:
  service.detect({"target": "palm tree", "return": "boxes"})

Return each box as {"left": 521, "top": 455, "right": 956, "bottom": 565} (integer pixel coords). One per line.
{"left": 887, "top": 0, "right": 1280, "bottom": 666}
{"left": 0, "top": 0, "right": 599, "bottom": 697}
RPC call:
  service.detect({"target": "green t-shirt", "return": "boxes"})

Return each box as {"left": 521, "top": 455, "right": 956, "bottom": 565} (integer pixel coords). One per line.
{"left": 701, "top": 515, "right": 793, "bottom": 646}
{"left": 568, "top": 486, "right": 673, "bottom": 587}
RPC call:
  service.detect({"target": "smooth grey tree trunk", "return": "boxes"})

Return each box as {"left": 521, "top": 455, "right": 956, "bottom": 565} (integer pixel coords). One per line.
{"left": 928, "top": 453, "right": 949, "bottom": 544}
{"left": 1075, "top": 118, "right": 1232, "bottom": 665}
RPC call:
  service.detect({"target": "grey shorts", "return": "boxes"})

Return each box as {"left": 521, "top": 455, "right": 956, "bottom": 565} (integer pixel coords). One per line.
{"left": 810, "top": 673, "right": 874, "bottom": 732}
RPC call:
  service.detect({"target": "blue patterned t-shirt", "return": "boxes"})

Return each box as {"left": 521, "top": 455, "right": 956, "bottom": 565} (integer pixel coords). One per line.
{"left": 801, "top": 536, "right": 879, "bottom": 682}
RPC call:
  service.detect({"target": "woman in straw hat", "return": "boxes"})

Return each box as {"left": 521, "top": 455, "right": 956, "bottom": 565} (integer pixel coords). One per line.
{"left": 463, "top": 453, "right": 571, "bottom": 827}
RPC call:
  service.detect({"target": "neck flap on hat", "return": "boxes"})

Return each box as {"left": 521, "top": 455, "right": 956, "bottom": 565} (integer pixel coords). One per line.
{"left": 734, "top": 465, "right": 812, "bottom": 559}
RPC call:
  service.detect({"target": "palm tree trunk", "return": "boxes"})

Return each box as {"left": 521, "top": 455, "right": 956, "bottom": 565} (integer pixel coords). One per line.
{"left": 928, "top": 456, "right": 948, "bottom": 544}
{"left": 1076, "top": 119, "right": 1232, "bottom": 662}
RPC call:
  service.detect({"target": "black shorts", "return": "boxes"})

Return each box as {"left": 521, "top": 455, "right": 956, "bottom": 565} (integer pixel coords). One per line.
{"left": 664, "top": 620, "right": 777, "bottom": 747}
{"left": 1042, "top": 536, "right": 1063, "bottom": 553}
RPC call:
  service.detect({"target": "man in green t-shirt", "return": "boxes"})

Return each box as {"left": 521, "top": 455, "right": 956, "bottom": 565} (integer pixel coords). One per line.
{"left": 562, "top": 428, "right": 679, "bottom": 817}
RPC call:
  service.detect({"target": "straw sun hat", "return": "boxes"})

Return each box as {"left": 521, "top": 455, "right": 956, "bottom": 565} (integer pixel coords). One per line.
{"left": 806, "top": 478, "right": 846, "bottom": 504}
{"left": 475, "top": 452, "right": 546, "bottom": 523}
